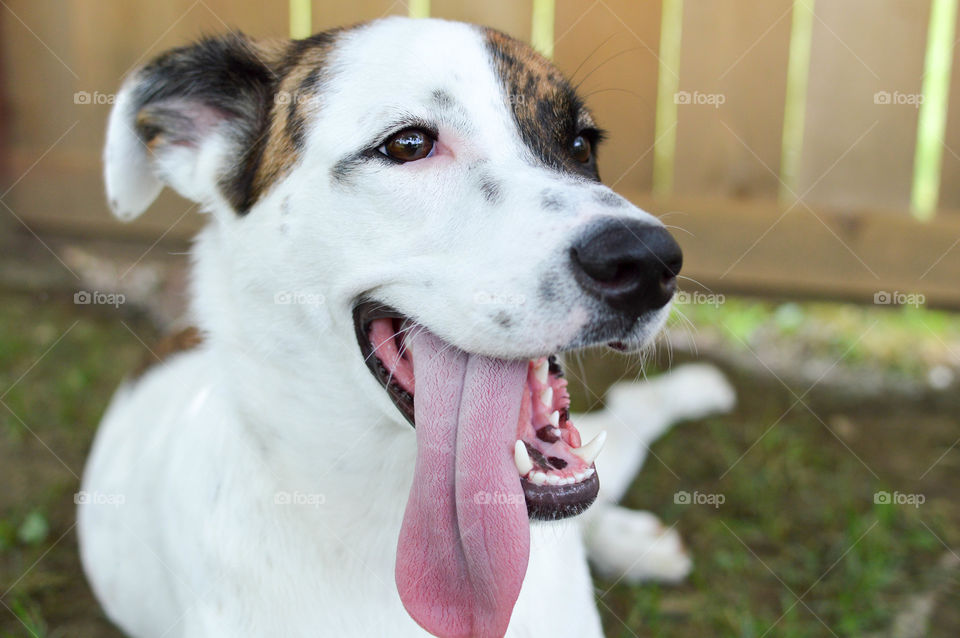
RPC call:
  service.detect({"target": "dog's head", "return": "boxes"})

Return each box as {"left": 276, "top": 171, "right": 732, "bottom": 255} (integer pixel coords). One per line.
{"left": 105, "top": 17, "right": 681, "bottom": 638}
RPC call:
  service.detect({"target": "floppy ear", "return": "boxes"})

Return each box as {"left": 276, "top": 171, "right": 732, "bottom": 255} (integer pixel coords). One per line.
{"left": 104, "top": 33, "right": 286, "bottom": 220}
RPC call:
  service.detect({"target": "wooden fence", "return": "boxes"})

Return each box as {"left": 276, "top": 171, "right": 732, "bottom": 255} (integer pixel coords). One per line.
{"left": 1, "top": 0, "right": 958, "bottom": 306}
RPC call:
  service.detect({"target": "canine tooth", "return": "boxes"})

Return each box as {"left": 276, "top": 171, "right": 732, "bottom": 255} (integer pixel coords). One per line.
{"left": 584, "top": 468, "right": 595, "bottom": 478}
{"left": 546, "top": 474, "right": 561, "bottom": 485}
{"left": 549, "top": 411, "right": 560, "bottom": 427}
{"left": 514, "top": 440, "right": 533, "bottom": 476}
{"left": 534, "top": 359, "right": 548, "bottom": 384}
{"left": 540, "top": 387, "right": 553, "bottom": 407}
{"left": 531, "top": 471, "right": 547, "bottom": 485}
{"left": 571, "top": 430, "right": 607, "bottom": 466}
{"left": 574, "top": 471, "right": 586, "bottom": 482}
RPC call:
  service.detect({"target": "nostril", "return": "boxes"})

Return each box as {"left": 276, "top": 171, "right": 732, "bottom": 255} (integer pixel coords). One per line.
{"left": 661, "top": 273, "right": 678, "bottom": 297}
{"left": 570, "top": 219, "right": 683, "bottom": 318}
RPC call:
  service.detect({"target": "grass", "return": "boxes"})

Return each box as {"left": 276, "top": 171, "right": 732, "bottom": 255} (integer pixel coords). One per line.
{"left": 0, "top": 287, "right": 958, "bottom": 637}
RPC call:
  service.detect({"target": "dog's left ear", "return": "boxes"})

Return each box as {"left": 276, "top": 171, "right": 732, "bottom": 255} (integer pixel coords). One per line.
{"left": 105, "top": 33, "right": 290, "bottom": 219}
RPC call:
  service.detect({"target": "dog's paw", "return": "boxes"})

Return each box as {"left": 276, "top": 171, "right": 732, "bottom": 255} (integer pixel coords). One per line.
{"left": 608, "top": 363, "right": 736, "bottom": 424}
{"left": 584, "top": 506, "right": 692, "bottom": 584}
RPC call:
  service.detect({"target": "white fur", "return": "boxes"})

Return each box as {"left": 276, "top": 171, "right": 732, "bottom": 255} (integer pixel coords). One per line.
{"left": 81, "top": 17, "right": 735, "bottom": 637}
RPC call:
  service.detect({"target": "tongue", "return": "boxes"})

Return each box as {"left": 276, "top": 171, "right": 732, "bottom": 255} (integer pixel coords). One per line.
{"left": 396, "top": 329, "right": 530, "bottom": 638}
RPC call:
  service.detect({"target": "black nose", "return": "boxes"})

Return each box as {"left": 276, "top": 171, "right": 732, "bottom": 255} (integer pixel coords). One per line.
{"left": 570, "top": 219, "right": 683, "bottom": 318}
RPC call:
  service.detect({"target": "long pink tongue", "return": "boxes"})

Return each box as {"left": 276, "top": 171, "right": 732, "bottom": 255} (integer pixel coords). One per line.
{"left": 396, "top": 329, "right": 530, "bottom": 638}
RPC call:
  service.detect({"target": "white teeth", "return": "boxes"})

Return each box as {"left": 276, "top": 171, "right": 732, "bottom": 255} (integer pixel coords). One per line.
{"left": 574, "top": 471, "right": 586, "bottom": 482}
{"left": 514, "top": 440, "right": 533, "bottom": 476}
{"left": 549, "top": 411, "right": 560, "bottom": 427}
{"left": 534, "top": 359, "right": 548, "bottom": 384}
{"left": 530, "top": 471, "right": 547, "bottom": 485}
{"left": 571, "top": 430, "right": 607, "bottom": 466}
{"left": 546, "top": 474, "right": 561, "bottom": 485}
{"left": 584, "top": 468, "right": 595, "bottom": 478}
{"left": 540, "top": 387, "right": 553, "bottom": 407}
{"left": 561, "top": 477, "right": 575, "bottom": 485}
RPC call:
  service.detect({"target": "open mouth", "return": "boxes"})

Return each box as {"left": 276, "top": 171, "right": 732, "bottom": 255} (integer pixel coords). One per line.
{"left": 353, "top": 300, "right": 603, "bottom": 638}
{"left": 353, "top": 301, "right": 601, "bottom": 520}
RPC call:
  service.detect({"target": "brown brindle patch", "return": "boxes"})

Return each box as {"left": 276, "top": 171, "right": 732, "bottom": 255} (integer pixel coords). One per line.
{"left": 132, "top": 326, "right": 204, "bottom": 380}
{"left": 247, "top": 31, "right": 342, "bottom": 210}
{"left": 131, "top": 31, "right": 346, "bottom": 215}
{"left": 482, "top": 29, "right": 603, "bottom": 181}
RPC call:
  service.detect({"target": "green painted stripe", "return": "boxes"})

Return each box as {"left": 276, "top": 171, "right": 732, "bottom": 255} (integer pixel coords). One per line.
{"left": 531, "top": 0, "right": 555, "bottom": 59}
{"left": 408, "top": 0, "right": 430, "bottom": 19}
{"left": 289, "top": 0, "right": 311, "bottom": 39}
{"left": 911, "top": 0, "right": 957, "bottom": 220}
{"left": 652, "top": 0, "right": 683, "bottom": 196}
{"left": 779, "top": 0, "right": 815, "bottom": 203}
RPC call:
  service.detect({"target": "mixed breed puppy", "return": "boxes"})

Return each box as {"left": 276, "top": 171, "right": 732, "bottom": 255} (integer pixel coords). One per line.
{"left": 79, "top": 16, "right": 734, "bottom": 638}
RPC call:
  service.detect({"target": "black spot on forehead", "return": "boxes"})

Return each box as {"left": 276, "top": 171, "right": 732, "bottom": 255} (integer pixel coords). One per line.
{"left": 331, "top": 154, "right": 363, "bottom": 188}
{"left": 538, "top": 271, "right": 563, "bottom": 303}
{"left": 482, "top": 28, "right": 602, "bottom": 181}
{"left": 593, "top": 189, "right": 626, "bottom": 207}
{"left": 432, "top": 88, "right": 454, "bottom": 109}
{"left": 478, "top": 174, "right": 504, "bottom": 205}
{"left": 492, "top": 311, "right": 513, "bottom": 328}
{"left": 540, "top": 189, "right": 566, "bottom": 211}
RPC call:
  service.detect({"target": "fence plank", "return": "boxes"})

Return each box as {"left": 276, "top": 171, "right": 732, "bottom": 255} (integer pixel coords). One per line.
{"left": 936, "top": 5, "right": 960, "bottom": 212}
{"left": 553, "top": 0, "right": 661, "bottom": 193}
{"left": 797, "top": 0, "right": 930, "bottom": 213}
{"left": 431, "top": 0, "right": 531, "bottom": 40}
{"left": 672, "top": 0, "right": 793, "bottom": 200}
{"left": 622, "top": 191, "right": 960, "bottom": 309}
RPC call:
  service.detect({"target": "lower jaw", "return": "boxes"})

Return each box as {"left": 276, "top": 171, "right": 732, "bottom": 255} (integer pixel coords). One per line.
{"left": 353, "top": 302, "right": 601, "bottom": 522}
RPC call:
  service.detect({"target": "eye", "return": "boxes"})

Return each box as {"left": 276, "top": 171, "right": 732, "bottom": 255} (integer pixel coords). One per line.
{"left": 570, "top": 134, "right": 592, "bottom": 163}
{"left": 379, "top": 128, "right": 435, "bottom": 162}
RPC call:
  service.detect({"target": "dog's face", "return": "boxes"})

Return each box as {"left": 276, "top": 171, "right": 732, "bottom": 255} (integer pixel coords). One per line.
{"left": 104, "top": 17, "right": 681, "bottom": 637}
{"left": 106, "top": 18, "right": 680, "bottom": 361}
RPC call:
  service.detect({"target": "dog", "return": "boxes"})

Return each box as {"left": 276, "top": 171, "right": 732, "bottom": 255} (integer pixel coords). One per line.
{"left": 78, "top": 17, "right": 735, "bottom": 637}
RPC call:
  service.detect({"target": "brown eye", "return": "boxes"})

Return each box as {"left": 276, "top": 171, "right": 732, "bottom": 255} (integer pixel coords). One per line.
{"left": 571, "top": 134, "right": 591, "bottom": 163}
{"left": 381, "top": 128, "right": 434, "bottom": 162}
